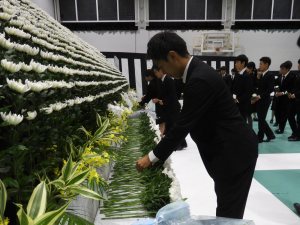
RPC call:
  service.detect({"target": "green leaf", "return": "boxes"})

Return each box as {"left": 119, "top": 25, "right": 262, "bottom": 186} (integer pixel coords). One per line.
{"left": 27, "top": 181, "right": 47, "bottom": 220}
{"left": 69, "top": 185, "right": 103, "bottom": 200}
{"left": 57, "top": 212, "right": 94, "bottom": 225}
{"left": 96, "top": 113, "right": 102, "bottom": 127}
{"left": 78, "top": 126, "right": 92, "bottom": 138}
{"left": 49, "top": 179, "right": 65, "bottom": 189}
{"left": 34, "top": 202, "right": 69, "bottom": 225}
{"left": 66, "top": 169, "right": 89, "bottom": 186}
{"left": 61, "top": 157, "right": 73, "bottom": 182}
{"left": 94, "top": 118, "right": 110, "bottom": 139}
{"left": 16, "top": 204, "right": 34, "bottom": 225}
{"left": 0, "top": 179, "right": 7, "bottom": 218}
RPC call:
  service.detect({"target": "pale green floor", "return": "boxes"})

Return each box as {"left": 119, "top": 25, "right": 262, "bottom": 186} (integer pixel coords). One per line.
{"left": 253, "top": 110, "right": 300, "bottom": 215}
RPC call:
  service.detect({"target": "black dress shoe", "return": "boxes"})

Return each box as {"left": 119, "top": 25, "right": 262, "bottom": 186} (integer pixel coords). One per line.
{"left": 270, "top": 119, "right": 273, "bottom": 124}
{"left": 289, "top": 137, "right": 300, "bottom": 141}
{"left": 273, "top": 123, "right": 278, "bottom": 127}
{"left": 275, "top": 129, "right": 284, "bottom": 134}
{"left": 253, "top": 118, "right": 258, "bottom": 121}
{"left": 294, "top": 203, "right": 300, "bottom": 215}
{"left": 288, "top": 135, "right": 295, "bottom": 140}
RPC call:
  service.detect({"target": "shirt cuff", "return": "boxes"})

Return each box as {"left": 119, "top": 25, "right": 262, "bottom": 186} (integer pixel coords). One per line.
{"left": 148, "top": 151, "right": 159, "bottom": 164}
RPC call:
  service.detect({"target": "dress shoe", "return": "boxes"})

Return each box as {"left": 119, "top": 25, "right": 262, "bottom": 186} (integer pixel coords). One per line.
{"left": 273, "top": 122, "right": 278, "bottom": 127}
{"left": 253, "top": 118, "right": 258, "bottom": 122}
{"left": 288, "top": 135, "right": 295, "bottom": 140}
{"left": 275, "top": 129, "right": 283, "bottom": 134}
{"left": 288, "top": 137, "right": 300, "bottom": 141}
{"left": 294, "top": 203, "right": 300, "bottom": 215}
{"left": 270, "top": 119, "right": 273, "bottom": 124}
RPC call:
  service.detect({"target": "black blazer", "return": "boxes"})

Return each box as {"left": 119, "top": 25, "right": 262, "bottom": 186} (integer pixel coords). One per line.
{"left": 222, "top": 74, "right": 232, "bottom": 90}
{"left": 157, "top": 75, "right": 181, "bottom": 124}
{"left": 232, "top": 71, "right": 253, "bottom": 114}
{"left": 279, "top": 72, "right": 296, "bottom": 94}
{"left": 256, "top": 71, "right": 274, "bottom": 101}
{"left": 153, "top": 58, "right": 258, "bottom": 180}
{"left": 295, "top": 73, "right": 300, "bottom": 100}
{"left": 140, "top": 77, "right": 161, "bottom": 106}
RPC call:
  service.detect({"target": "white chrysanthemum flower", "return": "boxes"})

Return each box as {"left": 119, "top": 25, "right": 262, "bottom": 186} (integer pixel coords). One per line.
{"left": 41, "top": 107, "right": 53, "bottom": 115}
{"left": 14, "top": 43, "right": 39, "bottom": 56}
{"left": 0, "top": 111, "right": 23, "bottom": 125}
{"left": 6, "top": 78, "right": 30, "bottom": 94}
{"left": 21, "top": 63, "right": 32, "bottom": 72}
{"left": 85, "top": 95, "right": 94, "bottom": 102}
{"left": 0, "top": 33, "right": 13, "bottom": 49}
{"left": 9, "top": 19, "right": 24, "bottom": 27}
{"left": 0, "top": 12, "right": 12, "bottom": 21}
{"left": 1, "top": 59, "right": 22, "bottom": 73}
{"left": 26, "top": 111, "right": 37, "bottom": 120}
{"left": 51, "top": 103, "right": 67, "bottom": 111}
{"left": 25, "top": 80, "right": 52, "bottom": 92}
{"left": 48, "top": 65, "right": 60, "bottom": 73}
{"left": 30, "top": 60, "right": 47, "bottom": 73}
{"left": 5, "top": 27, "right": 31, "bottom": 39}
{"left": 66, "top": 99, "right": 75, "bottom": 107}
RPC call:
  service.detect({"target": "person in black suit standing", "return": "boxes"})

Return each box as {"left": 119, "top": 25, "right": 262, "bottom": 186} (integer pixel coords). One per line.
{"left": 136, "top": 32, "right": 258, "bottom": 219}
{"left": 232, "top": 55, "right": 253, "bottom": 127}
{"left": 275, "top": 61, "right": 297, "bottom": 140}
{"left": 220, "top": 66, "right": 232, "bottom": 90}
{"left": 139, "top": 69, "right": 158, "bottom": 106}
{"left": 246, "top": 62, "right": 259, "bottom": 122}
{"left": 251, "top": 57, "right": 275, "bottom": 143}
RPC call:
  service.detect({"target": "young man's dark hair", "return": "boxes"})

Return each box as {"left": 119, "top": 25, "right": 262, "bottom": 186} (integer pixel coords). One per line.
{"left": 260, "top": 57, "right": 271, "bottom": 67}
{"left": 247, "top": 62, "right": 256, "bottom": 70}
{"left": 147, "top": 31, "right": 189, "bottom": 61}
{"left": 235, "top": 54, "right": 249, "bottom": 66}
{"left": 280, "top": 61, "right": 293, "bottom": 70}
{"left": 144, "top": 69, "right": 155, "bottom": 78}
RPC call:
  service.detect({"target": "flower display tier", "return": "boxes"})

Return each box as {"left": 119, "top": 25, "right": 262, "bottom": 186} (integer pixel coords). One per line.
{"left": 0, "top": 0, "right": 128, "bottom": 224}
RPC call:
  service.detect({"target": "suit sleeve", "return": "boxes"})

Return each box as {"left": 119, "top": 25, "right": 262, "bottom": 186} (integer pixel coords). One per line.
{"left": 153, "top": 78, "right": 215, "bottom": 161}
{"left": 161, "top": 78, "right": 177, "bottom": 107}
{"left": 260, "top": 74, "right": 274, "bottom": 99}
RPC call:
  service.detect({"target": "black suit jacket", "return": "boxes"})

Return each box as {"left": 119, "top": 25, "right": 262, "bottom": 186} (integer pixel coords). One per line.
{"left": 256, "top": 71, "right": 274, "bottom": 102}
{"left": 157, "top": 75, "right": 181, "bottom": 124}
{"left": 232, "top": 71, "right": 253, "bottom": 114}
{"left": 277, "top": 72, "right": 296, "bottom": 106}
{"left": 222, "top": 74, "right": 232, "bottom": 90}
{"left": 153, "top": 58, "right": 258, "bottom": 180}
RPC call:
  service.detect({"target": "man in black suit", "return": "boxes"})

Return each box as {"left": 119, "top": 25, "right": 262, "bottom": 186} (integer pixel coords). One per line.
{"left": 220, "top": 66, "right": 232, "bottom": 90}
{"left": 136, "top": 32, "right": 258, "bottom": 219}
{"left": 139, "top": 69, "right": 158, "bottom": 106}
{"left": 251, "top": 57, "right": 275, "bottom": 143}
{"left": 275, "top": 61, "right": 297, "bottom": 140}
{"left": 232, "top": 55, "right": 253, "bottom": 127}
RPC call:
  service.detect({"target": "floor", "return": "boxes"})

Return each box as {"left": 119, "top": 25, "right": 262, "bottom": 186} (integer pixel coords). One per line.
{"left": 170, "top": 114, "right": 300, "bottom": 225}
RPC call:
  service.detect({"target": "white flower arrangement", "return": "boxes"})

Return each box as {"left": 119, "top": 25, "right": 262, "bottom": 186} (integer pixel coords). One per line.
{"left": 0, "top": 33, "right": 13, "bottom": 49}
{"left": 6, "top": 78, "right": 31, "bottom": 94}
{"left": 0, "top": 12, "right": 12, "bottom": 21}
{"left": 30, "top": 60, "right": 47, "bottom": 73}
{"left": 21, "top": 62, "right": 33, "bottom": 72}
{"left": 0, "top": 111, "right": 24, "bottom": 126}
{"left": 14, "top": 43, "right": 39, "bottom": 56}
{"left": 9, "top": 19, "right": 25, "bottom": 28}
{"left": 26, "top": 110, "right": 37, "bottom": 120}
{"left": 5, "top": 27, "right": 31, "bottom": 39}
{"left": 1, "top": 59, "right": 22, "bottom": 73}
{"left": 25, "top": 80, "right": 52, "bottom": 92}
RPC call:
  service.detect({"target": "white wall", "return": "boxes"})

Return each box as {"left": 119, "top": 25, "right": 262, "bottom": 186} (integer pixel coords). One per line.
{"left": 31, "top": 0, "right": 55, "bottom": 18}
{"left": 75, "top": 29, "right": 300, "bottom": 71}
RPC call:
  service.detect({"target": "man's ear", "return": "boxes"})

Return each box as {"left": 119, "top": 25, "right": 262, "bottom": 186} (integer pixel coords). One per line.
{"left": 167, "top": 51, "right": 178, "bottom": 62}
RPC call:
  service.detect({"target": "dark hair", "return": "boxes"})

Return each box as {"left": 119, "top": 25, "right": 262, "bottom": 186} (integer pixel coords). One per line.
{"left": 235, "top": 54, "right": 248, "bottom": 66}
{"left": 147, "top": 31, "right": 189, "bottom": 61}
{"left": 247, "top": 62, "right": 256, "bottom": 69}
{"left": 220, "top": 66, "right": 227, "bottom": 71}
{"left": 280, "top": 61, "right": 293, "bottom": 70}
{"left": 260, "top": 57, "right": 271, "bottom": 66}
{"left": 145, "top": 69, "right": 155, "bottom": 78}
{"left": 298, "top": 59, "right": 300, "bottom": 64}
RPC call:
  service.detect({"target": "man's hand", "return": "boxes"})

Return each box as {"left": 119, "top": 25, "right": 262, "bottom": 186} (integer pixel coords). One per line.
{"left": 152, "top": 98, "right": 159, "bottom": 103}
{"left": 136, "top": 155, "right": 152, "bottom": 172}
